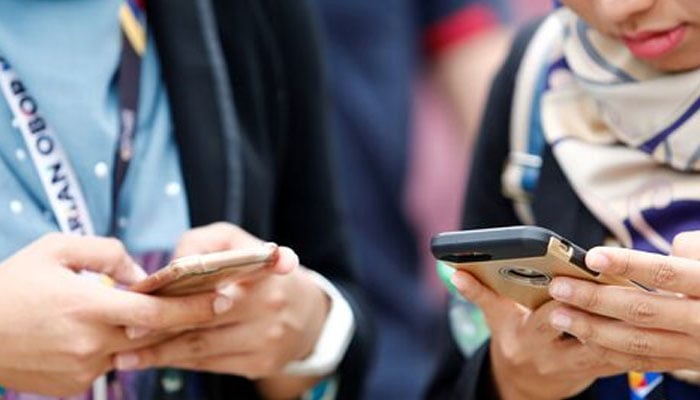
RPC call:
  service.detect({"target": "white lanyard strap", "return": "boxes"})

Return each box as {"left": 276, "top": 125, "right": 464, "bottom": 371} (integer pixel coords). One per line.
{"left": 0, "top": 56, "right": 95, "bottom": 236}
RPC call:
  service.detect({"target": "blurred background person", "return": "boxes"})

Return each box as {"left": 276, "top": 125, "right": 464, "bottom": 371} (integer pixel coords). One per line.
{"left": 312, "top": 1, "right": 504, "bottom": 399}
{"left": 311, "top": 0, "right": 552, "bottom": 398}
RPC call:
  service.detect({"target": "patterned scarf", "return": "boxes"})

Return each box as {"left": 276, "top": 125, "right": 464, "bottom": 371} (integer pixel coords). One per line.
{"left": 530, "top": 7, "right": 700, "bottom": 397}
{"left": 539, "top": 8, "right": 700, "bottom": 255}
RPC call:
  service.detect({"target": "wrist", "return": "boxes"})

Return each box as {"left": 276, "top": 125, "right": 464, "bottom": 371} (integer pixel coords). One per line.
{"left": 489, "top": 343, "right": 556, "bottom": 400}
{"left": 296, "top": 271, "right": 330, "bottom": 361}
{"left": 283, "top": 269, "right": 355, "bottom": 377}
{"left": 256, "top": 374, "right": 322, "bottom": 400}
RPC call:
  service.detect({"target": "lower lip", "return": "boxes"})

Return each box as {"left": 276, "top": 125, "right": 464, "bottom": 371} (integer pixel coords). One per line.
{"left": 623, "top": 25, "right": 687, "bottom": 60}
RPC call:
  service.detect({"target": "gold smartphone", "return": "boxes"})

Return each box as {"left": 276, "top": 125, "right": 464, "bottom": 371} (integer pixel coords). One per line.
{"left": 130, "top": 244, "right": 279, "bottom": 296}
{"left": 431, "top": 226, "right": 642, "bottom": 309}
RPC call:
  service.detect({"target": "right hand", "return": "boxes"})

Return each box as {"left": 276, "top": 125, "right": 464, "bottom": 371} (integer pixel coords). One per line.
{"left": 451, "top": 271, "right": 621, "bottom": 400}
{"left": 0, "top": 234, "right": 233, "bottom": 396}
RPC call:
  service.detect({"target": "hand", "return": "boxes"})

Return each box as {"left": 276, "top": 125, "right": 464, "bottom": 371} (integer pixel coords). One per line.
{"left": 0, "top": 234, "right": 229, "bottom": 396}
{"left": 547, "top": 232, "right": 700, "bottom": 373}
{"left": 115, "top": 223, "right": 330, "bottom": 383}
{"left": 451, "top": 271, "right": 620, "bottom": 400}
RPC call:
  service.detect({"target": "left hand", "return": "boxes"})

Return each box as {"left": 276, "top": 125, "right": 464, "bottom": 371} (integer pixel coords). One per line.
{"left": 114, "top": 223, "right": 330, "bottom": 380}
{"left": 546, "top": 231, "right": 700, "bottom": 372}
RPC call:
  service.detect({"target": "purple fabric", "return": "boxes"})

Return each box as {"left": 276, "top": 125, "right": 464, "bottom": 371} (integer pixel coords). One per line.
{"left": 623, "top": 200, "right": 700, "bottom": 254}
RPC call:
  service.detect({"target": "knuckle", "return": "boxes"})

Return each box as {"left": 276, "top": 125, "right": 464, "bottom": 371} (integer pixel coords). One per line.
{"left": 105, "top": 238, "right": 128, "bottom": 258}
{"left": 534, "top": 361, "right": 555, "bottom": 377}
{"left": 581, "top": 287, "right": 601, "bottom": 310}
{"left": 105, "top": 237, "right": 125, "bottom": 251}
{"left": 133, "top": 305, "right": 162, "bottom": 328}
{"left": 266, "top": 291, "right": 288, "bottom": 312}
{"left": 617, "top": 252, "right": 633, "bottom": 277}
{"left": 69, "top": 338, "right": 102, "bottom": 361}
{"left": 625, "top": 333, "right": 653, "bottom": 354}
{"left": 185, "top": 333, "right": 208, "bottom": 355}
{"left": 266, "top": 324, "right": 287, "bottom": 344}
{"left": 627, "top": 300, "right": 657, "bottom": 324}
{"left": 652, "top": 261, "right": 678, "bottom": 287}
{"left": 574, "top": 319, "right": 596, "bottom": 342}
{"left": 497, "top": 340, "right": 524, "bottom": 366}
{"left": 534, "top": 317, "right": 553, "bottom": 335}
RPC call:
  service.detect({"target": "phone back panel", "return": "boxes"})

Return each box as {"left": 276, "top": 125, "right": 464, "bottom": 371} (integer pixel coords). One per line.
{"left": 433, "top": 226, "right": 638, "bottom": 309}
{"left": 130, "top": 246, "right": 278, "bottom": 296}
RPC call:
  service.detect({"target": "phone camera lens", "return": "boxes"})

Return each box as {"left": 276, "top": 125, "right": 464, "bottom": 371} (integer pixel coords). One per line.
{"left": 512, "top": 267, "right": 540, "bottom": 277}
{"left": 499, "top": 266, "right": 551, "bottom": 287}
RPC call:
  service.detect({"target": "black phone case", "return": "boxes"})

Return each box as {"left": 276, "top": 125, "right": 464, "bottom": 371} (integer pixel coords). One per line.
{"left": 431, "top": 226, "right": 637, "bottom": 308}
{"left": 431, "top": 225, "right": 586, "bottom": 267}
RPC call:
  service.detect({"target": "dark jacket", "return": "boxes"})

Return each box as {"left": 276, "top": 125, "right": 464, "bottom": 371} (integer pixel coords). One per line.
{"left": 425, "top": 20, "right": 603, "bottom": 400}
{"left": 426, "top": 18, "right": 700, "bottom": 400}
{"left": 148, "top": 0, "right": 372, "bottom": 398}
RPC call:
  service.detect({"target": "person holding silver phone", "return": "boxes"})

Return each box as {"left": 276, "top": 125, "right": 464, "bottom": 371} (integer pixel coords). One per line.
{"left": 0, "top": 0, "right": 369, "bottom": 399}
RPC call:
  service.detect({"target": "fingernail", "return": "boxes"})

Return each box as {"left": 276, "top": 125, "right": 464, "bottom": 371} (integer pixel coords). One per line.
{"left": 216, "top": 282, "right": 238, "bottom": 298}
{"left": 115, "top": 352, "right": 140, "bottom": 370}
{"left": 132, "top": 263, "right": 148, "bottom": 281}
{"left": 437, "top": 261, "right": 458, "bottom": 296}
{"left": 450, "top": 273, "right": 473, "bottom": 297}
{"left": 549, "top": 281, "right": 572, "bottom": 299}
{"left": 214, "top": 295, "right": 233, "bottom": 314}
{"left": 587, "top": 250, "right": 611, "bottom": 272}
{"left": 550, "top": 311, "right": 572, "bottom": 331}
{"left": 125, "top": 326, "right": 150, "bottom": 340}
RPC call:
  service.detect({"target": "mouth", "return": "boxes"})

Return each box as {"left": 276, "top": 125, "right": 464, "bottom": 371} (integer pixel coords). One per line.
{"left": 622, "top": 24, "right": 687, "bottom": 60}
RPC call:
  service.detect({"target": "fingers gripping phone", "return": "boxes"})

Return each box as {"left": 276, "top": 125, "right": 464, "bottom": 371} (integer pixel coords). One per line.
{"left": 431, "top": 226, "right": 639, "bottom": 309}
{"left": 130, "top": 244, "right": 279, "bottom": 296}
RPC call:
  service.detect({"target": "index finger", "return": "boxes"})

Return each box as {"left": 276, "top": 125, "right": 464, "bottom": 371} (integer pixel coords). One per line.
{"left": 33, "top": 234, "right": 147, "bottom": 285}
{"left": 174, "top": 223, "right": 262, "bottom": 259}
{"left": 586, "top": 247, "right": 700, "bottom": 295}
{"left": 450, "top": 270, "right": 522, "bottom": 328}
{"left": 96, "top": 289, "right": 222, "bottom": 331}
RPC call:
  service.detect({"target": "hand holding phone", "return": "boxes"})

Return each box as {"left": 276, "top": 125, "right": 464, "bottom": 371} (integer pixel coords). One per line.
{"left": 431, "top": 226, "right": 642, "bottom": 309}
{"left": 130, "top": 244, "right": 279, "bottom": 296}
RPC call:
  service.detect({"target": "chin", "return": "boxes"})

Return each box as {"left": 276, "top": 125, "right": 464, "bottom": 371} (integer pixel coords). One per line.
{"left": 649, "top": 58, "right": 700, "bottom": 73}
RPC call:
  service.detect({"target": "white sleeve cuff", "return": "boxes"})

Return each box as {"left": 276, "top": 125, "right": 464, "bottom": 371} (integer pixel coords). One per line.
{"left": 283, "top": 269, "right": 356, "bottom": 377}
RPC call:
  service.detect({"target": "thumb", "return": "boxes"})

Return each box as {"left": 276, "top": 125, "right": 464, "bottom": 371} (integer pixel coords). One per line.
{"left": 269, "top": 246, "right": 298, "bottom": 275}
{"left": 672, "top": 231, "right": 700, "bottom": 260}
{"left": 36, "top": 234, "right": 146, "bottom": 285}
{"left": 236, "top": 246, "right": 298, "bottom": 285}
{"left": 450, "top": 270, "right": 518, "bottom": 326}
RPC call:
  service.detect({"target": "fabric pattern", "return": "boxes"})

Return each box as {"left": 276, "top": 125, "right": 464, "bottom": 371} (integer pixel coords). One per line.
{"left": 537, "top": 8, "right": 700, "bottom": 254}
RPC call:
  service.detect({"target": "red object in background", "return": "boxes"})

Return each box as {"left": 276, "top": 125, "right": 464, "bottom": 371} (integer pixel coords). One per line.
{"left": 424, "top": 4, "right": 499, "bottom": 57}
{"left": 406, "top": 0, "right": 553, "bottom": 302}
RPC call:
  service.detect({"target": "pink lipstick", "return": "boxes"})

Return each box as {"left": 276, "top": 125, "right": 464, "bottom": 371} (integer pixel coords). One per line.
{"left": 622, "top": 25, "right": 687, "bottom": 60}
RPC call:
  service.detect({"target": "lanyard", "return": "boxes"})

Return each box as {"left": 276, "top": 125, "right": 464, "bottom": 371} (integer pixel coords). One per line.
{"left": 0, "top": 2, "right": 146, "bottom": 399}
{"left": 0, "top": 0, "right": 146, "bottom": 238}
